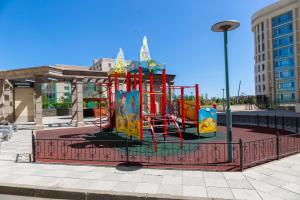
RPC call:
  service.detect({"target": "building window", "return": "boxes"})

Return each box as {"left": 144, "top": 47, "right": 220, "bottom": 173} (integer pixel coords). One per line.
{"left": 272, "top": 23, "right": 293, "bottom": 38}
{"left": 273, "top": 35, "right": 293, "bottom": 48}
{"left": 108, "top": 63, "right": 112, "bottom": 68}
{"left": 258, "top": 75, "right": 261, "bottom": 82}
{"left": 262, "top": 74, "right": 265, "bottom": 81}
{"left": 273, "top": 46, "right": 294, "bottom": 59}
{"left": 263, "top": 84, "right": 265, "bottom": 92}
{"left": 258, "top": 65, "right": 260, "bottom": 72}
{"left": 272, "top": 11, "right": 293, "bottom": 27}
{"left": 259, "top": 85, "right": 261, "bottom": 92}
{"left": 261, "top": 22, "right": 264, "bottom": 32}
{"left": 292, "top": 93, "right": 295, "bottom": 100}
{"left": 274, "top": 57, "right": 294, "bottom": 68}
{"left": 262, "top": 64, "right": 265, "bottom": 71}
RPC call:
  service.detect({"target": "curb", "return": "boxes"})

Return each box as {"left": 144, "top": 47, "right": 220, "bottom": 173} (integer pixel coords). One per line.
{"left": 0, "top": 184, "right": 226, "bottom": 200}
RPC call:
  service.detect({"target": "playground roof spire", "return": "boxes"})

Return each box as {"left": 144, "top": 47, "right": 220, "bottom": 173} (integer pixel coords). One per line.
{"left": 140, "top": 36, "right": 151, "bottom": 61}
{"left": 114, "top": 48, "right": 126, "bottom": 74}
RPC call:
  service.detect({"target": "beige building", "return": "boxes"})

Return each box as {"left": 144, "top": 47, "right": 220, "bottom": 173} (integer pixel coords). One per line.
{"left": 90, "top": 58, "right": 131, "bottom": 72}
{"left": 252, "top": 0, "right": 300, "bottom": 108}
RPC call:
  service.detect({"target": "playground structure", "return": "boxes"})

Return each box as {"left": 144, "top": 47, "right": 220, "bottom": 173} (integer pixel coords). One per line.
{"left": 93, "top": 37, "right": 217, "bottom": 151}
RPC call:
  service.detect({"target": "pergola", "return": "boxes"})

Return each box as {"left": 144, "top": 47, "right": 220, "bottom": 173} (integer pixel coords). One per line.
{"left": 0, "top": 65, "right": 175, "bottom": 130}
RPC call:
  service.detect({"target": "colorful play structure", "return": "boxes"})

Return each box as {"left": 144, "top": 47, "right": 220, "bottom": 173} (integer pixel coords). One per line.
{"left": 93, "top": 36, "right": 217, "bottom": 151}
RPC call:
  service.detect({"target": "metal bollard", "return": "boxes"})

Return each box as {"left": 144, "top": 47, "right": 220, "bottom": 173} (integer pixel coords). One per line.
{"left": 276, "top": 131, "right": 280, "bottom": 160}
{"left": 239, "top": 138, "right": 244, "bottom": 171}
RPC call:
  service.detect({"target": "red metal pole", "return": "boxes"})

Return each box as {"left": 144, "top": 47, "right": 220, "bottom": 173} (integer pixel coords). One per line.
{"left": 100, "top": 99, "right": 102, "bottom": 130}
{"left": 149, "top": 72, "right": 155, "bottom": 114}
{"left": 108, "top": 76, "right": 112, "bottom": 130}
{"left": 195, "top": 84, "right": 200, "bottom": 134}
{"left": 162, "top": 69, "right": 167, "bottom": 137}
{"left": 133, "top": 73, "right": 137, "bottom": 90}
{"left": 138, "top": 67, "right": 143, "bottom": 140}
{"left": 114, "top": 72, "right": 118, "bottom": 91}
{"left": 181, "top": 87, "right": 185, "bottom": 131}
{"left": 126, "top": 72, "right": 131, "bottom": 92}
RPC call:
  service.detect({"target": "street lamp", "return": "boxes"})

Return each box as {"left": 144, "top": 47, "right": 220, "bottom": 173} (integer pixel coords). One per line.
{"left": 212, "top": 20, "right": 240, "bottom": 162}
{"left": 222, "top": 88, "right": 225, "bottom": 112}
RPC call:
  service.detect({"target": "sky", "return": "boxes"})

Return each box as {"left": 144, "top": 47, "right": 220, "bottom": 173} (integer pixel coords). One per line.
{"left": 0, "top": 0, "right": 278, "bottom": 98}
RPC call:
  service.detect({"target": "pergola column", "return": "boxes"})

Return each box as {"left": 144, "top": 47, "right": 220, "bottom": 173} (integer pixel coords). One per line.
{"left": 34, "top": 78, "right": 43, "bottom": 130}
{"left": 76, "top": 79, "right": 84, "bottom": 127}
{"left": 71, "top": 79, "right": 84, "bottom": 127}
{"left": 71, "top": 79, "right": 77, "bottom": 126}
{"left": 4, "top": 81, "right": 14, "bottom": 122}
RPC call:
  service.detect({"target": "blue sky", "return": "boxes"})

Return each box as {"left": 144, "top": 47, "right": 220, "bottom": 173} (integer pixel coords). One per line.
{"left": 0, "top": 0, "right": 277, "bottom": 97}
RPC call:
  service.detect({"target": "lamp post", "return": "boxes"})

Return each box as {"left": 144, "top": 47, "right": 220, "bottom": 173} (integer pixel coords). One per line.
{"left": 222, "top": 88, "right": 225, "bottom": 112}
{"left": 212, "top": 20, "right": 240, "bottom": 162}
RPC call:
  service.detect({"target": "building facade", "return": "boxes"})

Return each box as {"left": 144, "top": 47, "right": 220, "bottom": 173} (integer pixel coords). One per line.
{"left": 252, "top": 0, "right": 300, "bottom": 108}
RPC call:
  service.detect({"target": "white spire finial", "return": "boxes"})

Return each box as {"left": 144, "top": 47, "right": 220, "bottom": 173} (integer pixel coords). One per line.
{"left": 140, "top": 36, "right": 151, "bottom": 61}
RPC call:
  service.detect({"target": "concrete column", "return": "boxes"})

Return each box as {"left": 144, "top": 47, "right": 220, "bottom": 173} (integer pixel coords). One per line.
{"left": 71, "top": 79, "right": 77, "bottom": 126}
{"left": 34, "top": 78, "right": 43, "bottom": 130}
{"left": 76, "top": 79, "right": 84, "bottom": 127}
{"left": 0, "top": 80, "right": 3, "bottom": 122}
{"left": 71, "top": 79, "right": 84, "bottom": 127}
{"left": 3, "top": 82, "right": 13, "bottom": 122}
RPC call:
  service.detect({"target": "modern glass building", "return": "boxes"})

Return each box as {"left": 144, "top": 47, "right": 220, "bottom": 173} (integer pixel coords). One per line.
{"left": 272, "top": 10, "right": 295, "bottom": 103}
{"left": 252, "top": 0, "right": 300, "bottom": 108}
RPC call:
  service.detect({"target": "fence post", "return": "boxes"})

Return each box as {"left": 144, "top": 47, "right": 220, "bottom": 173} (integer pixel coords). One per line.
{"left": 275, "top": 115, "right": 277, "bottom": 130}
{"left": 257, "top": 114, "right": 259, "bottom": 127}
{"left": 267, "top": 115, "right": 269, "bottom": 128}
{"left": 282, "top": 116, "right": 285, "bottom": 130}
{"left": 31, "top": 130, "right": 35, "bottom": 162}
{"left": 276, "top": 131, "right": 280, "bottom": 160}
{"left": 126, "top": 137, "right": 129, "bottom": 166}
{"left": 296, "top": 117, "right": 298, "bottom": 133}
{"left": 239, "top": 138, "right": 244, "bottom": 171}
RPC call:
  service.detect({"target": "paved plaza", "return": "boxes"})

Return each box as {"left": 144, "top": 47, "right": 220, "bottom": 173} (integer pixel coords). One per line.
{"left": 0, "top": 129, "right": 298, "bottom": 199}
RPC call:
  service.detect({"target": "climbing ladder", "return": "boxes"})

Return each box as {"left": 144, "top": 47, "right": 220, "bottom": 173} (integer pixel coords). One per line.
{"left": 143, "top": 114, "right": 183, "bottom": 152}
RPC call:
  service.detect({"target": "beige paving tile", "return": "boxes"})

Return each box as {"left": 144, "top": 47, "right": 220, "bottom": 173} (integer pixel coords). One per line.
{"left": 101, "top": 173, "right": 122, "bottom": 181}
{"left": 112, "top": 181, "right": 138, "bottom": 192}
{"left": 259, "top": 175, "right": 290, "bottom": 187}
{"left": 89, "top": 180, "right": 118, "bottom": 191}
{"left": 207, "top": 186, "right": 234, "bottom": 199}
{"left": 204, "top": 177, "right": 229, "bottom": 188}
{"left": 247, "top": 178, "right": 279, "bottom": 193}
{"left": 183, "top": 170, "right": 203, "bottom": 177}
{"left": 203, "top": 171, "right": 223, "bottom": 179}
{"left": 158, "top": 184, "right": 182, "bottom": 196}
{"left": 120, "top": 173, "right": 143, "bottom": 182}
{"left": 183, "top": 176, "right": 205, "bottom": 186}
{"left": 182, "top": 185, "right": 207, "bottom": 198}
{"left": 140, "top": 174, "right": 163, "bottom": 184}
{"left": 243, "top": 170, "right": 268, "bottom": 180}
{"left": 135, "top": 183, "right": 159, "bottom": 194}
{"left": 161, "top": 175, "right": 182, "bottom": 185}
{"left": 223, "top": 172, "right": 246, "bottom": 180}
{"left": 231, "top": 188, "right": 262, "bottom": 200}
{"left": 257, "top": 190, "right": 282, "bottom": 200}
{"left": 11, "top": 175, "right": 43, "bottom": 186}
{"left": 283, "top": 183, "right": 300, "bottom": 195}
{"left": 269, "top": 187, "right": 300, "bottom": 200}
{"left": 227, "top": 179, "right": 253, "bottom": 189}
{"left": 80, "top": 171, "right": 106, "bottom": 180}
